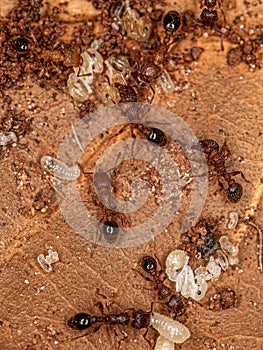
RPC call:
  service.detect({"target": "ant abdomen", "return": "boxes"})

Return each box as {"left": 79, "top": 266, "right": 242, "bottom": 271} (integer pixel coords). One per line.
{"left": 227, "top": 182, "right": 243, "bottom": 203}
{"left": 68, "top": 313, "right": 93, "bottom": 330}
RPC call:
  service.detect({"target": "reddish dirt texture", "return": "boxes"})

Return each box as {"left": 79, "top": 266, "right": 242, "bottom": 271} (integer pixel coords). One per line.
{"left": 0, "top": 1, "right": 263, "bottom": 350}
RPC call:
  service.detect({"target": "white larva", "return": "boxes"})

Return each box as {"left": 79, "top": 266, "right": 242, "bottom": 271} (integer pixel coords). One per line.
{"left": 41, "top": 156, "right": 80, "bottom": 181}
{"left": 228, "top": 212, "right": 239, "bottom": 229}
{"left": 219, "top": 235, "right": 239, "bottom": 257}
{"left": 165, "top": 249, "right": 188, "bottom": 282}
{"left": 150, "top": 312, "right": 190, "bottom": 344}
{"left": 37, "top": 248, "right": 59, "bottom": 273}
{"left": 155, "top": 336, "right": 174, "bottom": 350}
{"left": 157, "top": 70, "right": 175, "bottom": 93}
{"left": 215, "top": 249, "right": 229, "bottom": 271}
{"left": 0, "top": 131, "right": 17, "bottom": 146}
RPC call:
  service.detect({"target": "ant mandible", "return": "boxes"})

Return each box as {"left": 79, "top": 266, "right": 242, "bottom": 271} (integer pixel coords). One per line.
{"left": 199, "top": 139, "right": 247, "bottom": 202}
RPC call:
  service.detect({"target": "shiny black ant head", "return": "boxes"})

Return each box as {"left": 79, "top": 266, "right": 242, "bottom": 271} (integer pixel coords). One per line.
{"left": 147, "top": 127, "right": 167, "bottom": 147}
{"left": 163, "top": 11, "right": 181, "bottom": 32}
{"left": 141, "top": 256, "right": 157, "bottom": 273}
{"left": 68, "top": 313, "right": 92, "bottom": 330}
{"left": 102, "top": 221, "right": 119, "bottom": 243}
{"left": 131, "top": 310, "right": 151, "bottom": 329}
{"left": 14, "top": 37, "right": 29, "bottom": 52}
{"left": 227, "top": 182, "right": 243, "bottom": 203}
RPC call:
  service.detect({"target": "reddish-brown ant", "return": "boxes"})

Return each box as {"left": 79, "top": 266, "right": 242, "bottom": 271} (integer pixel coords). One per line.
{"left": 199, "top": 139, "right": 247, "bottom": 202}
{"left": 130, "top": 10, "right": 182, "bottom": 91}
{"left": 197, "top": 0, "right": 226, "bottom": 50}
{"left": 136, "top": 256, "right": 187, "bottom": 319}
{"left": 38, "top": 45, "right": 82, "bottom": 77}
{"left": 112, "top": 83, "right": 168, "bottom": 147}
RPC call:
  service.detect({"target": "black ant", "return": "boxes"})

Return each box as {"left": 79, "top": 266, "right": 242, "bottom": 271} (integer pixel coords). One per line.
{"left": 199, "top": 139, "right": 247, "bottom": 202}
{"left": 69, "top": 305, "right": 190, "bottom": 346}
{"left": 68, "top": 311, "right": 130, "bottom": 330}
{"left": 136, "top": 255, "right": 187, "bottom": 319}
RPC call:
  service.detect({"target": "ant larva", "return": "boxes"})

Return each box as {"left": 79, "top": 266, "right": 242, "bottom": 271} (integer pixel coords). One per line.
{"left": 137, "top": 256, "right": 188, "bottom": 319}
{"left": 199, "top": 139, "right": 247, "bottom": 203}
{"left": 131, "top": 307, "right": 190, "bottom": 345}
{"left": 41, "top": 156, "right": 80, "bottom": 181}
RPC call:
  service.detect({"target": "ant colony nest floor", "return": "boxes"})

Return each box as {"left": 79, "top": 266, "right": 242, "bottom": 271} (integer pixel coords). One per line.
{"left": 0, "top": 0, "right": 263, "bottom": 350}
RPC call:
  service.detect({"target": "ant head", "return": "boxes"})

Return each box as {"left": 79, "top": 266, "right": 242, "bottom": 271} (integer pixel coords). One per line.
{"left": 141, "top": 255, "right": 157, "bottom": 273}
{"left": 163, "top": 11, "right": 181, "bottom": 32}
{"left": 227, "top": 181, "right": 243, "bottom": 203}
{"left": 102, "top": 221, "right": 119, "bottom": 243}
{"left": 68, "top": 313, "right": 92, "bottom": 330}
{"left": 131, "top": 310, "right": 151, "bottom": 329}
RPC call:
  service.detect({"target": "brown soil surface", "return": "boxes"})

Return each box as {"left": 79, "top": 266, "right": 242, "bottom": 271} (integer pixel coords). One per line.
{"left": 0, "top": 1, "right": 263, "bottom": 350}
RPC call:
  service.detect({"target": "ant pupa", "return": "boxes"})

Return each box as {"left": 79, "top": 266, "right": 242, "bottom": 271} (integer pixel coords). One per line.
{"left": 37, "top": 248, "right": 59, "bottom": 273}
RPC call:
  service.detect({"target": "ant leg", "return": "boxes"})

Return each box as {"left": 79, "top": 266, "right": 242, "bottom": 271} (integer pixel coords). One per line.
{"left": 142, "top": 327, "right": 151, "bottom": 348}
{"left": 219, "top": 140, "right": 230, "bottom": 159}
{"left": 132, "top": 267, "right": 155, "bottom": 283}
{"left": 71, "top": 123, "right": 84, "bottom": 153}
{"left": 70, "top": 324, "right": 102, "bottom": 342}
{"left": 226, "top": 171, "right": 249, "bottom": 183}
{"left": 149, "top": 84, "right": 156, "bottom": 105}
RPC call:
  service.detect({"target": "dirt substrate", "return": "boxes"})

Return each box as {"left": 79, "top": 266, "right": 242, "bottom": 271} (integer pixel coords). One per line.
{"left": 0, "top": 1, "right": 263, "bottom": 349}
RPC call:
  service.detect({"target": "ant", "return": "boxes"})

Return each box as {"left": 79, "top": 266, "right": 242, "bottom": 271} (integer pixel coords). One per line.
{"left": 199, "top": 139, "right": 247, "bottom": 202}
{"left": 112, "top": 82, "right": 168, "bottom": 147}
{"left": 13, "top": 37, "right": 29, "bottom": 53}
{"left": 136, "top": 255, "right": 187, "bottom": 319}
{"left": 197, "top": 0, "right": 226, "bottom": 50}
{"left": 38, "top": 44, "right": 82, "bottom": 77}
{"left": 12, "top": 32, "right": 82, "bottom": 77}
{"left": 68, "top": 311, "right": 130, "bottom": 331}
{"left": 129, "top": 10, "right": 182, "bottom": 93}
{"left": 69, "top": 306, "right": 190, "bottom": 346}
